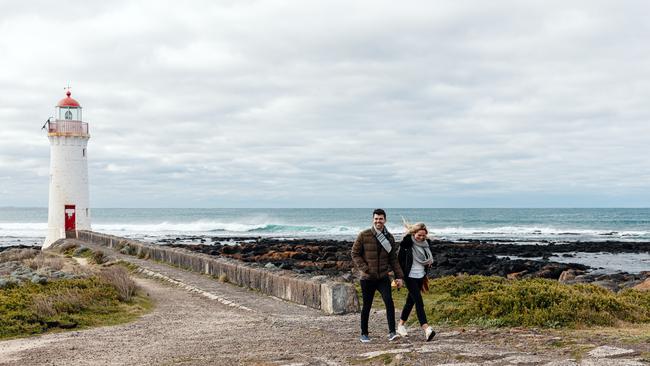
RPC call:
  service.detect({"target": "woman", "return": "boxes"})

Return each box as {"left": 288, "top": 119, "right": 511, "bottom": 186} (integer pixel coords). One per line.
{"left": 396, "top": 222, "right": 436, "bottom": 341}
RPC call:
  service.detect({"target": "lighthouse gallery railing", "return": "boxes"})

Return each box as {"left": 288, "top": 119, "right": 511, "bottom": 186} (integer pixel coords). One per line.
{"left": 47, "top": 121, "right": 89, "bottom": 137}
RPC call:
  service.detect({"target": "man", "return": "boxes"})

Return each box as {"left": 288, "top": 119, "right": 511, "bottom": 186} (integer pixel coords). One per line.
{"left": 351, "top": 208, "right": 405, "bottom": 343}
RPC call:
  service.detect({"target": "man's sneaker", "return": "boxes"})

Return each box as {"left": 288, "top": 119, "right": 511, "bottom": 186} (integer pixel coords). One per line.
{"left": 397, "top": 324, "right": 408, "bottom": 337}
{"left": 360, "top": 334, "right": 371, "bottom": 343}
{"left": 425, "top": 326, "right": 436, "bottom": 342}
{"left": 388, "top": 332, "right": 400, "bottom": 341}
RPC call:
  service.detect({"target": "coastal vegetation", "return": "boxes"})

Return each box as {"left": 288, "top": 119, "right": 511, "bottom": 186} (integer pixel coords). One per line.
{"left": 372, "top": 275, "right": 650, "bottom": 328}
{"left": 0, "top": 247, "right": 152, "bottom": 340}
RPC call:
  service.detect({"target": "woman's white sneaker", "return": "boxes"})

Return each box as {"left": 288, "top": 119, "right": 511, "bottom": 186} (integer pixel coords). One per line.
{"left": 397, "top": 324, "right": 408, "bottom": 337}
{"left": 424, "top": 326, "right": 436, "bottom": 342}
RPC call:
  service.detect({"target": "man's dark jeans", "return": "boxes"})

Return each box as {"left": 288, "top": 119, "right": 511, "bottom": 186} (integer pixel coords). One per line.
{"left": 360, "top": 277, "right": 395, "bottom": 335}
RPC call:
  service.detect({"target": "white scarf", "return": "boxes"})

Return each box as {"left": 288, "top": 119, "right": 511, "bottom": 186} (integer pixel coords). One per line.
{"left": 371, "top": 226, "right": 392, "bottom": 253}
{"left": 412, "top": 236, "right": 433, "bottom": 265}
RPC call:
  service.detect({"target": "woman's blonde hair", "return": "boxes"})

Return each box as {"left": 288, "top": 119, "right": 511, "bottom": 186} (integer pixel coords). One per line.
{"left": 404, "top": 222, "right": 429, "bottom": 235}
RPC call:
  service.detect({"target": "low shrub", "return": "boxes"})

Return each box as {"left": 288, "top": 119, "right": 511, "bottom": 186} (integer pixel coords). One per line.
{"left": 53, "top": 242, "right": 79, "bottom": 256}
{"left": 91, "top": 250, "right": 108, "bottom": 265}
{"left": 26, "top": 253, "right": 65, "bottom": 271}
{"left": 0, "top": 249, "right": 39, "bottom": 263}
{"left": 99, "top": 266, "right": 138, "bottom": 302}
{"left": 119, "top": 245, "right": 138, "bottom": 256}
{"left": 115, "top": 260, "right": 139, "bottom": 272}
{"left": 1, "top": 278, "right": 117, "bottom": 338}
{"left": 372, "top": 275, "right": 650, "bottom": 328}
{"left": 0, "top": 275, "right": 149, "bottom": 339}
{"left": 72, "top": 247, "right": 92, "bottom": 258}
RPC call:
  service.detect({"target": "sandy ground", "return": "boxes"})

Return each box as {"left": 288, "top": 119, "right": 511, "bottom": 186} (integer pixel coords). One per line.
{"left": 1, "top": 242, "right": 648, "bottom": 365}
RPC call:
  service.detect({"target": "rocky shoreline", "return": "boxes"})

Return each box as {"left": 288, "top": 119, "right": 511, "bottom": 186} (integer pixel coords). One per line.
{"left": 8, "top": 238, "right": 648, "bottom": 292}
{"left": 159, "top": 236, "right": 650, "bottom": 292}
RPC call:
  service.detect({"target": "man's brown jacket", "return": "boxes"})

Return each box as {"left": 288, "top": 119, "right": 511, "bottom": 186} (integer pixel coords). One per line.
{"left": 351, "top": 228, "right": 405, "bottom": 280}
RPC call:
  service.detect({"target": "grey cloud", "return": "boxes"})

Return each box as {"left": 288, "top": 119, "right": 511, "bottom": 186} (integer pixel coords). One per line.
{"left": 1, "top": 0, "right": 649, "bottom": 207}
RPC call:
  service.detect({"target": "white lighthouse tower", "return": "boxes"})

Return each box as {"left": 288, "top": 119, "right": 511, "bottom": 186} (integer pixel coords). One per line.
{"left": 43, "top": 90, "right": 91, "bottom": 249}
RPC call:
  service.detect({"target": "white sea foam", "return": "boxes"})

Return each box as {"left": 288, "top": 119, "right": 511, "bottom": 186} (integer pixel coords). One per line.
{"left": 0, "top": 222, "right": 48, "bottom": 238}
{"left": 96, "top": 221, "right": 269, "bottom": 233}
{"left": 1, "top": 221, "right": 648, "bottom": 242}
{"left": 428, "top": 226, "right": 649, "bottom": 240}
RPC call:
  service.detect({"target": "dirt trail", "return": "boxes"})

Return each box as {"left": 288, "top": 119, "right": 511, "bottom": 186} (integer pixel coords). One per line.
{"left": 0, "top": 241, "right": 648, "bottom": 365}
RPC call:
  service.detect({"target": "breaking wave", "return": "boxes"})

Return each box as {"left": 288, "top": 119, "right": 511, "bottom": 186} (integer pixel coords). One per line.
{"left": 1, "top": 221, "right": 648, "bottom": 242}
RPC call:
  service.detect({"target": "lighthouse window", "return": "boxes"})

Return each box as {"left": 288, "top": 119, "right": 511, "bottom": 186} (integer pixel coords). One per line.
{"left": 82, "top": 149, "right": 86, "bottom": 157}
{"left": 65, "top": 110, "right": 73, "bottom": 120}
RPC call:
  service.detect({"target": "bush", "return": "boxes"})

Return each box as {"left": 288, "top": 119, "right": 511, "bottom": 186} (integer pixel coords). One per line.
{"left": 0, "top": 276, "right": 149, "bottom": 339}
{"left": 26, "top": 253, "right": 65, "bottom": 271}
{"left": 0, "top": 249, "right": 39, "bottom": 263}
{"left": 31, "top": 288, "right": 89, "bottom": 317}
{"left": 72, "top": 247, "right": 92, "bottom": 258}
{"left": 53, "top": 241, "right": 79, "bottom": 256}
{"left": 91, "top": 251, "right": 108, "bottom": 265}
{"left": 99, "top": 266, "right": 138, "bottom": 302}
{"left": 0, "top": 278, "right": 118, "bottom": 338}
{"left": 119, "top": 245, "right": 137, "bottom": 256}
{"left": 382, "top": 275, "right": 650, "bottom": 329}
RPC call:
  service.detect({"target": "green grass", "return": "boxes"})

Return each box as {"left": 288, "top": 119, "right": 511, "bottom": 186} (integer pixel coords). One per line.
{"left": 360, "top": 275, "right": 650, "bottom": 329}
{"left": 0, "top": 276, "right": 153, "bottom": 340}
{"left": 115, "top": 260, "right": 140, "bottom": 272}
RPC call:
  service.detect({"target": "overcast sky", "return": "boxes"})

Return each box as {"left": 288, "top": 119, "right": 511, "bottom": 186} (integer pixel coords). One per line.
{"left": 1, "top": 0, "right": 649, "bottom": 208}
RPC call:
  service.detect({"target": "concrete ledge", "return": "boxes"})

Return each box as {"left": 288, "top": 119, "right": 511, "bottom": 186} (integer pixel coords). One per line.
{"left": 77, "top": 231, "right": 359, "bottom": 314}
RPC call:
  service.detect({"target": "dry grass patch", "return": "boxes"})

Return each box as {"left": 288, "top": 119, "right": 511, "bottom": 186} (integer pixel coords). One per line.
{"left": 31, "top": 288, "right": 90, "bottom": 318}
{"left": 1, "top": 275, "right": 151, "bottom": 339}
{"left": 0, "top": 248, "right": 39, "bottom": 263}
{"left": 91, "top": 250, "right": 109, "bottom": 264}
{"left": 26, "top": 253, "right": 65, "bottom": 271}
{"left": 100, "top": 266, "right": 138, "bottom": 302}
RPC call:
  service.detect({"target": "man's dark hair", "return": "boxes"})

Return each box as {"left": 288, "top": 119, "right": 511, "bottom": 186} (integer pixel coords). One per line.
{"left": 372, "top": 208, "right": 386, "bottom": 218}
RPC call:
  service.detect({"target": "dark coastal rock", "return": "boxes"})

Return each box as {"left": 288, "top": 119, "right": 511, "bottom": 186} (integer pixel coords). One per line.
{"left": 167, "top": 237, "right": 590, "bottom": 280}
{"left": 161, "top": 236, "right": 649, "bottom": 290}
{"left": 168, "top": 238, "right": 353, "bottom": 277}
{"left": 439, "top": 239, "right": 650, "bottom": 256}
{"left": 561, "top": 271, "right": 650, "bottom": 292}
{"left": 0, "top": 245, "right": 40, "bottom": 253}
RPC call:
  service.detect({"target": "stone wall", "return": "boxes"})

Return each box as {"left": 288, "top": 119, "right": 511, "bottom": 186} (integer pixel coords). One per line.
{"left": 77, "top": 231, "right": 359, "bottom": 314}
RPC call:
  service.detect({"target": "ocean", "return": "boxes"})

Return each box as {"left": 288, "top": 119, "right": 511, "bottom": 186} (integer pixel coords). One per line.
{"left": 2, "top": 207, "right": 649, "bottom": 272}
{"left": 2, "top": 207, "right": 649, "bottom": 245}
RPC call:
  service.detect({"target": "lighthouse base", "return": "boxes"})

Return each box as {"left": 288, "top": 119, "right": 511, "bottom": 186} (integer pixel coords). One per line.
{"left": 44, "top": 228, "right": 85, "bottom": 250}
{"left": 43, "top": 229, "right": 65, "bottom": 250}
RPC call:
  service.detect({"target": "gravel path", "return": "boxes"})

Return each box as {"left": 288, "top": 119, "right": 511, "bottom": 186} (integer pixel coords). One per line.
{"left": 0, "top": 241, "right": 648, "bottom": 365}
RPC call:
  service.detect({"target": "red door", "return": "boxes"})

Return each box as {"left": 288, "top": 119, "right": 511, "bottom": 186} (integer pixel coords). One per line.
{"left": 64, "top": 205, "right": 76, "bottom": 236}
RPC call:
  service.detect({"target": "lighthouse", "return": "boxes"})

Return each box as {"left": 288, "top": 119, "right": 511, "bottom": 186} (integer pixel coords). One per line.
{"left": 43, "top": 90, "right": 91, "bottom": 249}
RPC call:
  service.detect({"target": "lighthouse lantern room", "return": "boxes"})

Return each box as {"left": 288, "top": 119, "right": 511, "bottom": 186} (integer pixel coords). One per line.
{"left": 43, "top": 90, "right": 91, "bottom": 249}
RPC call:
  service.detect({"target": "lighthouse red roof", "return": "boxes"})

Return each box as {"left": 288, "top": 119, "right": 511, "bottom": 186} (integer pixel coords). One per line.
{"left": 57, "top": 91, "right": 81, "bottom": 107}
